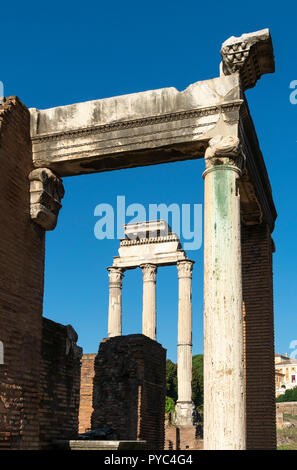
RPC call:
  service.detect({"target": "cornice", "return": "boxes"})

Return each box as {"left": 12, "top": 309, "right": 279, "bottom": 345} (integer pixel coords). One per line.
{"left": 31, "top": 100, "right": 243, "bottom": 143}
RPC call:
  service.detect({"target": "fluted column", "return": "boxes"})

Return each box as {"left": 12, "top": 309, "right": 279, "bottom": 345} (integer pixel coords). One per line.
{"left": 175, "top": 260, "right": 195, "bottom": 426}
{"left": 203, "top": 135, "right": 246, "bottom": 450}
{"left": 140, "top": 264, "right": 157, "bottom": 340}
{"left": 107, "top": 267, "right": 124, "bottom": 337}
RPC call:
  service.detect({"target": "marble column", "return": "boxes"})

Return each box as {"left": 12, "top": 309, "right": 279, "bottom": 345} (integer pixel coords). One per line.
{"left": 203, "top": 135, "right": 246, "bottom": 450}
{"left": 107, "top": 267, "right": 124, "bottom": 337}
{"left": 140, "top": 264, "right": 157, "bottom": 340}
{"left": 175, "top": 260, "right": 195, "bottom": 426}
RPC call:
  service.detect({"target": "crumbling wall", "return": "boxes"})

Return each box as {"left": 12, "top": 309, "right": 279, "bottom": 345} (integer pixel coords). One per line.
{"left": 0, "top": 97, "right": 45, "bottom": 449}
{"left": 39, "top": 318, "right": 82, "bottom": 449}
{"left": 91, "top": 334, "right": 166, "bottom": 450}
{"left": 242, "top": 222, "right": 276, "bottom": 449}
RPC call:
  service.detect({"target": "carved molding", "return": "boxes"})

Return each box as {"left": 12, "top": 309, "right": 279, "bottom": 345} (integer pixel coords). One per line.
{"left": 140, "top": 264, "right": 157, "bottom": 282}
{"left": 220, "top": 29, "right": 275, "bottom": 91}
{"left": 177, "top": 260, "right": 194, "bottom": 279}
{"left": 120, "top": 234, "right": 179, "bottom": 247}
{"left": 204, "top": 135, "right": 245, "bottom": 171}
{"left": 31, "top": 101, "right": 243, "bottom": 143}
{"left": 29, "top": 168, "right": 65, "bottom": 230}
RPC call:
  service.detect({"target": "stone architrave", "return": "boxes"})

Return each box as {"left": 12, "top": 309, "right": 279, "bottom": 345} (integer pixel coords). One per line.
{"left": 203, "top": 135, "right": 246, "bottom": 450}
{"left": 107, "top": 267, "right": 124, "bottom": 337}
{"left": 29, "top": 167, "right": 65, "bottom": 230}
{"left": 175, "top": 260, "right": 195, "bottom": 426}
{"left": 140, "top": 264, "right": 157, "bottom": 341}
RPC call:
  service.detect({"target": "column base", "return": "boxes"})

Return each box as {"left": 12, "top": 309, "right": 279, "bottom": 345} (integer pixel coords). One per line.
{"left": 175, "top": 401, "right": 195, "bottom": 426}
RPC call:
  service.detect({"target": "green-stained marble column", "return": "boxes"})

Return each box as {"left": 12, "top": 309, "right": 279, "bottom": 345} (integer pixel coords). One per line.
{"left": 203, "top": 135, "right": 246, "bottom": 450}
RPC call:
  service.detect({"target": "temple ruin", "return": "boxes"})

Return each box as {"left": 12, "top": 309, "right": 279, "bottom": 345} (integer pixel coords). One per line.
{"left": 0, "top": 28, "right": 277, "bottom": 450}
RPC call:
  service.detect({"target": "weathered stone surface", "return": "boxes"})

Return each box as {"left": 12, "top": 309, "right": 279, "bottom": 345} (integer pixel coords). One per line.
{"left": 141, "top": 264, "right": 157, "bottom": 340}
{"left": 204, "top": 135, "right": 245, "bottom": 170}
{"left": 124, "top": 220, "right": 170, "bottom": 239}
{"left": 30, "top": 74, "right": 242, "bottom": 176}
{"left": 175, "top": 260, "right": 195, "bottom": 426}
{"left": 107, "top": 267, "right": 124, "bottom": 337}
{"left": 203, "top": 137, "right": 245, "bottom": 449}
{"left": 220, "top": 29, "right": 275, "bottom": 90}
{"left": 114, "top": 221, "right": 187, "bottom": 269}
{"left": 29, "top": 167, "right": 65, "bottom": 230}
{"left": 53, "top": 439, "right": 146, "bottom": 450}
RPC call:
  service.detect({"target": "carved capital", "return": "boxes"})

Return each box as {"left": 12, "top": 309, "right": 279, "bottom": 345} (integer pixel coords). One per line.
{"left": 29, "top": 168, "right": 65, "bottom": 230}
{"left": 140, "top": 264, "right": 157, "bottom": 282}
{"left": 204, "top": 136, "right": 245, "bottom": 172}
{"left": 177, "top": 260, "right": 194, "bottom": 279}
{"left": 108, "top": 267, "right": 124, "bottom": 287}
{"left": 220, "top": 28, "right": 275, "bottom": 90}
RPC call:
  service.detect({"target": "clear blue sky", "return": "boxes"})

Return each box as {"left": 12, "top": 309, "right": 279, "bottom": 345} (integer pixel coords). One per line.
{"left": 2, "top": 1, "right": 296, "bottom": 361}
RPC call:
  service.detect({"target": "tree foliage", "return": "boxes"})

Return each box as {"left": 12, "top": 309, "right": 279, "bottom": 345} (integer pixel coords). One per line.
{"left": 166, "top": 355, "right": 203, "bottom": 409}
{"left": 166, "top": 359, "right": 177, "bottom": 402}
{"left": 165, "top": 396, "right": 175, "bottom": 416}
{"left": 276, "top": 386, "right": 297, "bottom": 402}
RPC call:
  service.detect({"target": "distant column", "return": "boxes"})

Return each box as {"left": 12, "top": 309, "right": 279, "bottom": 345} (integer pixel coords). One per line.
{"left": 140, "top": 264, "right": 157, "bottom": 340}
{"left": 175, "top": 260, "right": 195, "bottom": 425}
{"left": 107, "top": 267, "right": 124, "bottom": 337}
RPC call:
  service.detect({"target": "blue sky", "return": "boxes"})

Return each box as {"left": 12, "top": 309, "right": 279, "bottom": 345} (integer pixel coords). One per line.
{"left": 1, "top": 1, "right": 296, "bottom": 361}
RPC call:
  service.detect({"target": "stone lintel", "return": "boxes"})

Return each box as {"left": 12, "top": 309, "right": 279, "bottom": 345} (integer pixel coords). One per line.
{"left": 113, "top": 250, "right": 188, "bottom": 269}
{"left": 30, "top": 75, "right": 242, "bottom": 176}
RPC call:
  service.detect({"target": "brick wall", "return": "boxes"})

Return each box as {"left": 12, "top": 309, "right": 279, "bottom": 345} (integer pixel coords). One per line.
{"left": 39, "top": 318, "right": 82, "bottom": 449}
{"left": 242, "top": 222, "right": 276, "bottom": 449}
{"left": 165, "top": 425, "right": 202, "bottom": 450}
{"left": 0, "top": 97, "right": 45, "bottom": 449}
{"left": 78, "top": 353, "right": 96, "bottom": 434}
{"left": 91, "top": 334, "right": 166, "bottom": 450}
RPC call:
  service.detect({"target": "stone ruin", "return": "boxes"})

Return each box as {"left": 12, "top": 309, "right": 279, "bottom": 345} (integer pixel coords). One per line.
{"left": 0, "top": 28, "right": 277, "bottom": 450}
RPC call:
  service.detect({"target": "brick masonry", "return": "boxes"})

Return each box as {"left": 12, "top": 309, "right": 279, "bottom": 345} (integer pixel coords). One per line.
{"left": 242, "top": 222, "right": 276, "bottom": 449}
{"left": 164, "top": 425, "right": 203, "bottom": 450}
{"left": 91, "top": 334, "right": 166, "bottom": 450}
{"left": 0, "top": 97, "right": 45, "bottom": 450}
{"left": 78, "top": 353, "right": 96, "bottom": 434}
{"left": 39, "top": 318, "right": 82, "bottom": 449}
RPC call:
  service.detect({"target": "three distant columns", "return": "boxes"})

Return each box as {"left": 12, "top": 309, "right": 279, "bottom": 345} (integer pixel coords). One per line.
{"left": 107, "top": 260, "right": 195, "bottom": 427}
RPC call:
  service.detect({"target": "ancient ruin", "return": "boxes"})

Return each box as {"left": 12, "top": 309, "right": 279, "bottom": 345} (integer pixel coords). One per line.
{"left": 107, "top": 220, "right": 195, "bottom": 426}
{"left": 0, "top": 28, "right": 277, "bottom": 450}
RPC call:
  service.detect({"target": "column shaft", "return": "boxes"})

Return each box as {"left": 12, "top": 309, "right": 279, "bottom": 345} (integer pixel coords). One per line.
{"left": 175, "top": 260, "right": 195, "bottom": 425}
{"left": 141, "top": 264, "right": 157, "bottom": 340}
{"left": 107, "top": 267, "right": 124, "bottom": 337}
{"left": 203, "top": 136, "right": 246, "bottom": 450}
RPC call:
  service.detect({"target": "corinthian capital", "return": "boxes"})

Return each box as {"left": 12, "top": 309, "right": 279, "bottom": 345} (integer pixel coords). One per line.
{"left": 177, "top": 260, "right": 194, "bottom": 279}
{"left": 204, "top": 136, "right": 245, "bottom": 172}
{"left": 140, "top": 264, "right": 157, "bottom": 282}
{"left": 108, "top": 267, "right": 124, "bottom": 286}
